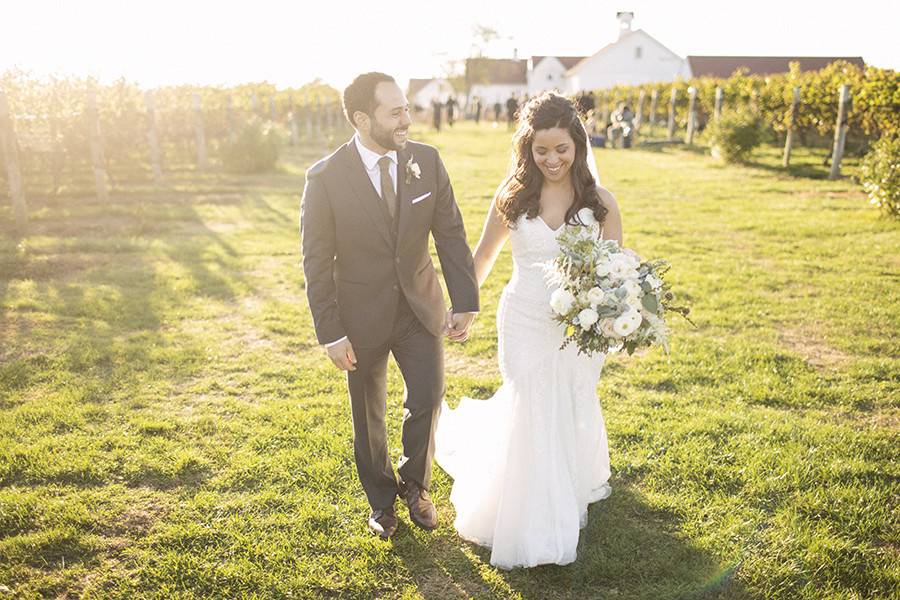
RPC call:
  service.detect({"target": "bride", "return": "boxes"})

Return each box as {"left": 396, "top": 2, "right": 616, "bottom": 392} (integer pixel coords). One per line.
{"left": 435, "top": 91, "right": 623, "bottom": 569}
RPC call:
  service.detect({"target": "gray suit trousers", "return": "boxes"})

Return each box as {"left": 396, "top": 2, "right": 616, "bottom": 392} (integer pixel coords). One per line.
{"left": 347, "top": 293, "right": 444, "bottom": 510}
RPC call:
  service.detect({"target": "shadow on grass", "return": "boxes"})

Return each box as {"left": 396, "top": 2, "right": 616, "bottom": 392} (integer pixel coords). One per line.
{"left": 744, "top": 158, "right": 831, "bottom": 181}
{"left": 395, "top": 486, "right": 751, "bottom": 600}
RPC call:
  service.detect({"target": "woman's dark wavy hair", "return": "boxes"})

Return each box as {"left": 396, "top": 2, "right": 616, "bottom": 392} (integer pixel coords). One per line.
{"left": 495, "top": 91, "right": 607, "bottom": 229}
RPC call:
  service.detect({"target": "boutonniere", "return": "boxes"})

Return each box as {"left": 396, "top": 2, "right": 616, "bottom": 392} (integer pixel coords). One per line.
{"left": 405, "top": 155, "right": 421, "bottom": 185}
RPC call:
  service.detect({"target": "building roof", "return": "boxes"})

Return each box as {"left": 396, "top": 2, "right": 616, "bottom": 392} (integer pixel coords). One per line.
{"left": 687, "top": 56, "right": 866, "bottom": 78}
{"left": 407, "top": 78, "right": 433, "bottom": 98}
{"left": 532, "top": 56, "right": 587, "bottom": 70}
{"left": 565, "top": 29, "right": 682, "bottom": 76}
{"left": 465, "top": 58, "right": 528, "bottom": 87}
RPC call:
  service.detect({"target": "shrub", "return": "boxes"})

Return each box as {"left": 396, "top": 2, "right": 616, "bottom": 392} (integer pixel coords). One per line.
{"left": 708, "top": 108, "right": 766, "bottom": 163}
{"left": 860, "top": 135, "right": 900, "bottom": 218}
{"left": 220, "top": 118, "right": 282, "bottom": 173}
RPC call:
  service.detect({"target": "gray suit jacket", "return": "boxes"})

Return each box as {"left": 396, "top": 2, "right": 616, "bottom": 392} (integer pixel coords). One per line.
{"left": 300, "top": 138, "right": 479, "bottom": 348}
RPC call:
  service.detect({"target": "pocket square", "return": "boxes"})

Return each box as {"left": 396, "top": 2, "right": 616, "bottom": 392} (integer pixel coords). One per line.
{"left": 410, "top": 192, "right": 432, "bottom": 205}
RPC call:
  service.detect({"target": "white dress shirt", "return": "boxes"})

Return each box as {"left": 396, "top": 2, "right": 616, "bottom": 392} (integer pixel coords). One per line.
{"left": 324, "top": 135, "right": 398, "bottom": 349}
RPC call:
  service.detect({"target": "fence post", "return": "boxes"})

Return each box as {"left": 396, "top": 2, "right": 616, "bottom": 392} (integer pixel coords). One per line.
{"left": 144, "top": 91, "right": 163, "bottom": 184}
{"left": 667, "top": 87, "right": 677, "bottom": 141}
{"left": 315, "top": 96, "right": 322, "bottom": 138}
{"left": 829, "top": 84, "right": 850, "bottom": 180}
{"left": 599, "top": 91, "right": 609, "bottom": 128}
{"left": 192, "top": 93, "right": 208, "bottom": 169}
{"left": 226, "top": 93, "right": 235, "bottom": 140}
{"left": 86, "top": 84, "right": 109, "bottom": 201}
{"left": 0, "top": 90, "right": 27, "bottom": 233}
{"left": 289, "top": 95, "right": 299, "bottom": 146}
{"left": 714, "top": 86, "right": 724, "bottom": 123}
{"left": 783, "top": 86, "right": 800, "bottom": 168}
{"left": 635, "top": 89, "right": 645, "bottom": 132}
{"left": 685, "top": 86, "right": 697, "bottom": 145}
{"left": 50, "top": 87, "right": 63, "bottom": 194}
{"left": 649, "top": 89, "right": 658, "bottom": 128}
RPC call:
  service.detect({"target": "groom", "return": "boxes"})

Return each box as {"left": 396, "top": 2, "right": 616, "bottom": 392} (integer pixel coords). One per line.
{"left": 300, "top": 72, "right": 479, "bottom": 539}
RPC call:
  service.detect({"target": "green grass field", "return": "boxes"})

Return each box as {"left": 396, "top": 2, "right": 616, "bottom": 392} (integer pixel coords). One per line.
{"left": 1, "top": 122, "right": 898, "bottom": 599}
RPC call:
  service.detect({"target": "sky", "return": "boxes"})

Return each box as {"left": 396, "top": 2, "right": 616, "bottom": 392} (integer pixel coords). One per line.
{"left": 1, "top": 0, "right": 897, "bottom": 90}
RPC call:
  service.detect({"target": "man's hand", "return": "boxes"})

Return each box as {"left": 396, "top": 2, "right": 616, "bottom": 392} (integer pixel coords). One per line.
{"left": 325, "top": 338, "right": 357, "bottom": 371}
{"left": 444, "top": 310, "right": 476, "bottom": 342}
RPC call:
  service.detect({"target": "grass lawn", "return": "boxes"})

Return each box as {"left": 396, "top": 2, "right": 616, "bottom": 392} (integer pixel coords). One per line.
{"left": 0, "top": 121, "right": 898, "bottom": 599}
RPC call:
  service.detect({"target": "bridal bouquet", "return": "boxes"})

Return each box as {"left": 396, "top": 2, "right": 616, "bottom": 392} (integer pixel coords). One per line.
{"left": 543, "top": 209, "right": 692, "bottom": 356}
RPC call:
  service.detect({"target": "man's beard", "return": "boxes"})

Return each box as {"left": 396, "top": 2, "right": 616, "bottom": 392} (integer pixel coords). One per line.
{"left": 370, "top": 120, "right": 407, "bottom": 151}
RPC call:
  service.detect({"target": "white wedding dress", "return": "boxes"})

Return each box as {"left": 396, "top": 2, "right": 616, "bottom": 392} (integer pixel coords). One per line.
{"left": 435, "top": 212, "right": 611, "bottom": 570}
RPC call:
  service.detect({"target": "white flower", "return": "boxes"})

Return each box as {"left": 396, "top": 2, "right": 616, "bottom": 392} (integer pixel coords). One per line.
{"left": 599, "top": 317, "right": 619, "bottom": 338}
{"left": 626, "top": 295, "right": 643, "bottom": 311}
{"left": 587, "top": 286, "right": 606, "bottom": 305}
{"left": 550, "top": 288, "right": 576, "bottom": 315}
{"left": 622, "top": 279, "right": 642, "bottom": 298}
{"left": 622, "top": 248, "right": 641, "bottom": 267}
{"left": 577, "top": 290, "right": 591, "bottom": 307}
{"left": 645, "top": 274, "right": 663, "bottom": 291}
{"left": 578, "top": 308, "right": 599, "bottom": 330}
{"left": 613, "top": 310, "right": 642, "bottom": 337}
{"left": 405, "top": 156, "right": 421, "bottom": 184}
{"left": 608, "top": 255, "right": 636, "bottom": 280}
{"left": 595, "top": 260, "right": 612, "bottom": 277}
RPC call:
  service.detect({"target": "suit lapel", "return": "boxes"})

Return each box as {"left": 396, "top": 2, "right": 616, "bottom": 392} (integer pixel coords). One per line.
{"left": 396, "top": 147, "right": 411, "bottom": 243}
{"left": 341, "top": 141, "right": 394, "bottom": 248}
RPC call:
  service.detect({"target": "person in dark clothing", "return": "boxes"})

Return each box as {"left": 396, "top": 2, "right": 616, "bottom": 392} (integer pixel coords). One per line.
{"left": 506, "top": 94, "right": 518, "bottom": 130}
{"left": 445, "top": 96, "right": 458, "bottom": 127}
{"left": 493, "top": 101, "right": 502, "bottom": 123}
{"left": 473, "top": 97, "right": 483, "bottom": 124}
{"left": 432, "top": 98, "right": 443, "bottom": 131}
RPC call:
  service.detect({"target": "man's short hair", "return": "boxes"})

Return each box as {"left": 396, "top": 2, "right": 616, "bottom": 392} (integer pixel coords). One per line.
{"left": 342, "top": 72, "right": 395, "bottom": 128}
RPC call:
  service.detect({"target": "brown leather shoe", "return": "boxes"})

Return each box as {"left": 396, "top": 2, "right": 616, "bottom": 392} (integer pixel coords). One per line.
{"left": 368, "top": 506, "right": 398, "bottom": 539}
{"left": 402, "top": 481, "right": 438, "bottom": 530}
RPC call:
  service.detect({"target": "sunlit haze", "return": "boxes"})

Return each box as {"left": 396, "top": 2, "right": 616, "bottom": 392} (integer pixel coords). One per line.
{"left": 2, "top": 0, "right": 897, "bottom": 90}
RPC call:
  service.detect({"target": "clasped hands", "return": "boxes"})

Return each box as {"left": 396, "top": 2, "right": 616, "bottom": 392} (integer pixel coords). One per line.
{"left": 324, "top": 309, "right": 476, "bottom": 372}
{"left": 443, "top": 309, "right": 476, "bottom": 342}
{"left": 326, "top": 310, "right": 476, "bottom": 351}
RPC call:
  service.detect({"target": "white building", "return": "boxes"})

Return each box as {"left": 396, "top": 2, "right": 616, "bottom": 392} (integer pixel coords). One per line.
{"left": 407, "top": 78, "right": 458, "bottom": 111}
{"left": 464, "top": 58, "right": 528, "bottom": 109}
{"left": 527, "top": 56, "right": 586, "bottom": 95}
{"left": 564, "top": 12, "right": 689, "bottom": 91}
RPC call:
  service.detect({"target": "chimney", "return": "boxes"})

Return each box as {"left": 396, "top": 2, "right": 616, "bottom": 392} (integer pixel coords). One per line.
{"left": 616, "top": 11, "right": 634, "bottom": 39}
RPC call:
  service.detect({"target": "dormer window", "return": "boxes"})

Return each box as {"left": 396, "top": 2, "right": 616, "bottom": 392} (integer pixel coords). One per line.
{"left": 635, "top": 46, "right": 642, "bottom": 59}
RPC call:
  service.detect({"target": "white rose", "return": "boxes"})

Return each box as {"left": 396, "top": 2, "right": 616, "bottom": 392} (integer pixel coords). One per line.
{"left": 613, "top": 310, "right": 642, "bottom": 337}
{"left": 587, "top": 286, "right": 606, "bottom": 305}
{"left": 622, "top": 279, "right": 642, "bottom": 298}
{"left": 578, "top": 308, "right": 599, "bottom": 330}
{"left": 595, "top": 260, "right": 612, "bottom": 277}
{"left": 550, "top": 288, "right": 576, "bottom": 315}
{"left": 608, "top": 256, "right": 634, "bottom": 279}
{"left": 599, "top": 317, "right": 619, "bottom": 338}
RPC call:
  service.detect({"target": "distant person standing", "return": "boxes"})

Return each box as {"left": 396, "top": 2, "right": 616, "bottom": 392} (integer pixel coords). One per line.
{"left": 493, "top": 101, "right": 502, "bottom": 124}
{"left": 446, "top": 96, "right": 458, "bottom": 128}
{"left": 505, "top": 94, "right": 518, "bottom": 130}
{"left": 472, "top": 97, "right": 482, "bottom": 124}
{"left": 432, "top": 98, "right": 443, "bottom": 131}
